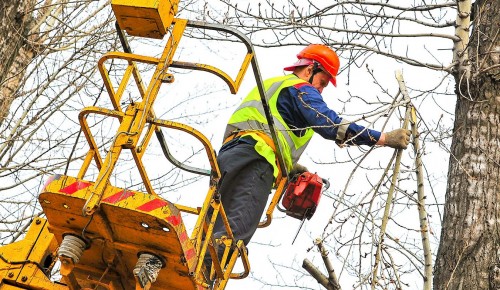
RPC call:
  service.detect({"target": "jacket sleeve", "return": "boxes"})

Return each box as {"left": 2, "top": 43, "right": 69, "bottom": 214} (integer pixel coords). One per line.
{"left": 290, "top": 85, "right": 381, "bottom": 146}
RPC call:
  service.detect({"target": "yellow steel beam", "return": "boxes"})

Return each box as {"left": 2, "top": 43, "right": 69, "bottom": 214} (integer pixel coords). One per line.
{"left": 83, "top": 19, "right": 189, "bottom": 216}
{"left": 77, "top": 107, "right": 125, "bottom": 178}
{"left": 0, "top": 218, "right": 66, "bottom": 290}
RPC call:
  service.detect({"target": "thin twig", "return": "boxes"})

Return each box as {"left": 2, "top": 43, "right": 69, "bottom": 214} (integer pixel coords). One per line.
{"left": 371, "top": 70, "right": 412, "bottom": 289}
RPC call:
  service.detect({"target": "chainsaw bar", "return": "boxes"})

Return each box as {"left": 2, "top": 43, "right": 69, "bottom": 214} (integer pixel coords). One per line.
{"left": 292, "top": 209, "right": 310, "bottom": 244}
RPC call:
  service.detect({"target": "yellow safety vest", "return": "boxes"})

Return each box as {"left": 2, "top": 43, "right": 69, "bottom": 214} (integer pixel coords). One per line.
{"left": 224, "top": 75, "right": 314, "bottom": 178}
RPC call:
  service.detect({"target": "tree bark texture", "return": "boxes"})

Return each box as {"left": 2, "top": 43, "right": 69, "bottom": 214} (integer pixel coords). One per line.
{"left": 434, "top": 0, "right": 500, "bottom": 289}
{"left": 0, "top": 0, "right": 36, "bottom": 126}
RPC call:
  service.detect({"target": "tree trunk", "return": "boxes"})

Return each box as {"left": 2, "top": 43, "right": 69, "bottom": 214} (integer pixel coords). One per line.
{"left": 0, "top": 0, "right": 36, "bottom": 126}
{"left": 434, "top": 0, "right": 500, "bottom": 289}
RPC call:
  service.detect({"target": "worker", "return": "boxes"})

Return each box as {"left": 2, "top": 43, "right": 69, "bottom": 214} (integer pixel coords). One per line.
{"left": 204, "top": 44, "right": 410, "bottom": 283}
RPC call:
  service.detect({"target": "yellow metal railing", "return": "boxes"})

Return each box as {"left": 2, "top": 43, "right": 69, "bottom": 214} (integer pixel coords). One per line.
{"left": 75, "top": 14, "right": 265, "bottom": 289}
{"left": 2, "top": 1, "right": 293, "bottom": 289}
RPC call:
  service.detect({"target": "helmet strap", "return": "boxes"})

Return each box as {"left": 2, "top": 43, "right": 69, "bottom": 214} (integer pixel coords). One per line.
{"left": 308, "top": 62, "right": 322, "bottom": 84}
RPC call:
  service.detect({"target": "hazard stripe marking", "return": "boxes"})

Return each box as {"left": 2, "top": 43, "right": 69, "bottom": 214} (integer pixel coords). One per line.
{"left": 43, "top": 175, "right": 59, "bottom": 190}
{"left": 166, "top": 215, "right": 181, "bottom": 227}
{"left": 59, "top": 181, "right": 92, "bottom": 195}
{"left": 103, "top": 190, "right": 135, "bottom": 204}
{"left": 185, "top": 248, "right": 196, "bottom": 260}
{"left": 178, "top": 230, "right": 188, "bottom": 243}
{"left": 136, "top": 198, "right": 168, "bottom": 212}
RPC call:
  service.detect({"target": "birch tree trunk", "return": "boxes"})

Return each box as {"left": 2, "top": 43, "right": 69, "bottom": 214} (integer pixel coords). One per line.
{"left": 0, "top": 0, "right": 37, "bottom": 126}
{"left": 434, "top": 0, "right": 500, "bottom": 289}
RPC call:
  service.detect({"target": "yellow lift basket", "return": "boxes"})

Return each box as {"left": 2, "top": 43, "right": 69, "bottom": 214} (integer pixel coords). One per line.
{"left": 0, "top": 1, "right": 290, "bottom": 290}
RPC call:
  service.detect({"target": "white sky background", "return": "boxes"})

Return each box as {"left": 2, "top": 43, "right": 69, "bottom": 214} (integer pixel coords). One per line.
{"left": 0, "top": 1, "right": 458, "bottom": 289}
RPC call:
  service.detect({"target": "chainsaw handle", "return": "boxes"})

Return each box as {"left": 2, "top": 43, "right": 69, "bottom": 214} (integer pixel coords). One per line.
{"left": 321, "top": 178, "right": 330, "bottom": 191}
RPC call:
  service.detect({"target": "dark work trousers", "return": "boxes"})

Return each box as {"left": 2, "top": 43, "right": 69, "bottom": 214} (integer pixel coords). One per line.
{"left": 204, "top": 138, "right": 274, "bottom": 278}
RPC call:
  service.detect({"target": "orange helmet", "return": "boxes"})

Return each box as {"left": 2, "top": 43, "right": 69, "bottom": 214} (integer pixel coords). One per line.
{"left": 284, "top": 44, "right": 340, "bottom": 86}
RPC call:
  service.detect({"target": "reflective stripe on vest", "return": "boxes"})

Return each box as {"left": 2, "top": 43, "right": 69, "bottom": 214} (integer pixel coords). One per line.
{"left": 225, "top": 75, "right": 315, "bottom": 175}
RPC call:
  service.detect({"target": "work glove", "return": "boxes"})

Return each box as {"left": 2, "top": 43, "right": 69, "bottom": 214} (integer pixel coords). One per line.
{"left": 384, "top": 129, "right": 411, "bottom": 149}
{"left": 289, "top": 163, "right": 308, "bottom": 177}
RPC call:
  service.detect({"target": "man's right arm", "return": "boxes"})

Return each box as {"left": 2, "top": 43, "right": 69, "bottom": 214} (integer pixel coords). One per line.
{"left": 292, "top": 85, "right": 410, "bottom": 149}
{"left": 292, "top": 85, "right": 380, "bottom": 146}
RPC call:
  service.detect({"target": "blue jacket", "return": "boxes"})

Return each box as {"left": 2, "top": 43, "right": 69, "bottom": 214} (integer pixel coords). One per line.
{"left": 276, "top": 80, "right": 381, "bottom": 146}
